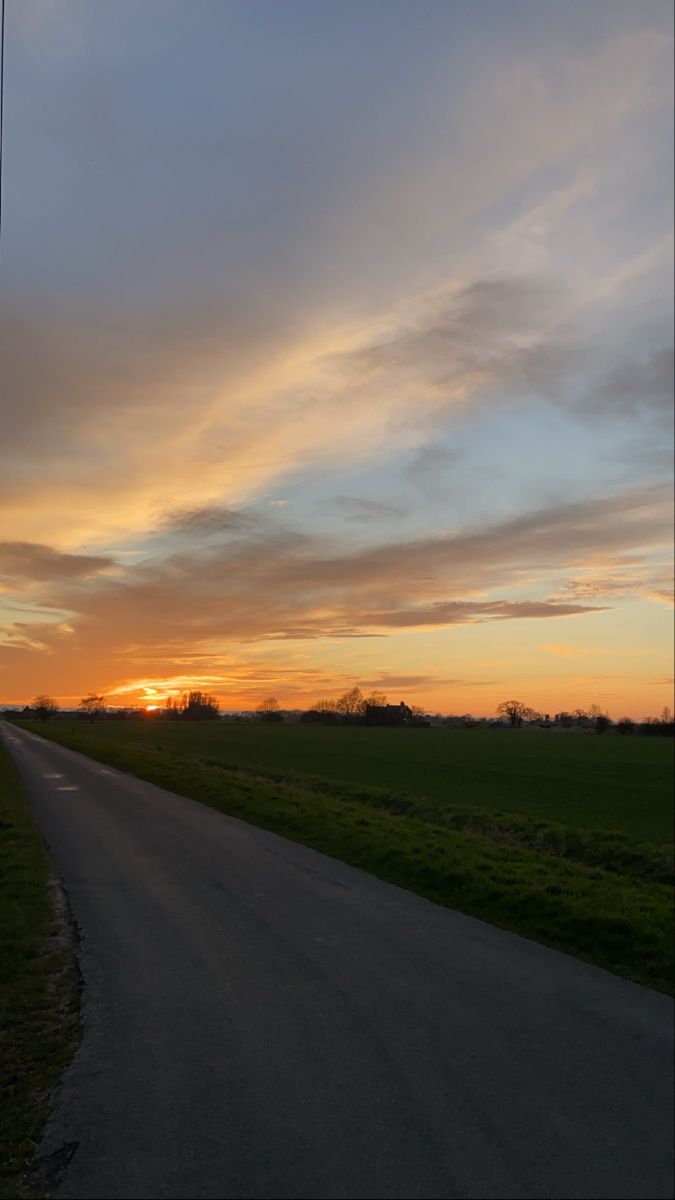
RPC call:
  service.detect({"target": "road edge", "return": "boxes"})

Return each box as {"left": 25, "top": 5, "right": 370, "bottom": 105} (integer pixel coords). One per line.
{"left": 0, "top": 729, "right": 82, "bottom": 1200}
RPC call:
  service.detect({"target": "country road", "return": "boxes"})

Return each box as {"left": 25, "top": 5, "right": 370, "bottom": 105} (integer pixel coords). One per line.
{"left": 2, "top": 722, "right": 673, "bottom": 1200}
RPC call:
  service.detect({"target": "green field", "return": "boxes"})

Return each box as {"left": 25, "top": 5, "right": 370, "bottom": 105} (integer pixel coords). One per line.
{"left": 0, "top": 739, "right": 80, "bottom": 1198}
{"left": 18, "top": 720, "right": 675, "bottom": 992}
{"left": 25, "top": 720, "right": 673, "bottom": 843}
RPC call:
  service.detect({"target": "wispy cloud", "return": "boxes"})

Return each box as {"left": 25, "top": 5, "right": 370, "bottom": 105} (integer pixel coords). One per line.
{"left": 0, "top": 542, "right": 114, "bottom": 583}
{"left": 1, "top": 482, "right": 665, "bottom": 661}
{"left": 329, "top": 496, "right": 405, "bottom": 523}
{"left": 0, "top": 3, "right": 671, "bottom": 713}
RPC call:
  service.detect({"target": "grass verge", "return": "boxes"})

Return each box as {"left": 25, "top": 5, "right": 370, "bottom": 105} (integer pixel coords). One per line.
{"left": 21, "top": 724, "right": 675, "bottom": 994}
{"left": 0, "top": 739, "right": 80, "bottom": 1199}
{"left": 204, "top": 760, "right": 674, "bottom": 884}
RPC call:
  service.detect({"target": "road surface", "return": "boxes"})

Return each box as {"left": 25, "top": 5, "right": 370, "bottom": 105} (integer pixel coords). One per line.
{"left": 2, "top": 721, "right": 673, "bottom": 1200}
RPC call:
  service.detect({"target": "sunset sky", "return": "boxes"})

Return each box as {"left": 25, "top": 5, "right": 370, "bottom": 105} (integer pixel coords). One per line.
{"left": 0, "top": 0, "right": 673, "bottom": 718}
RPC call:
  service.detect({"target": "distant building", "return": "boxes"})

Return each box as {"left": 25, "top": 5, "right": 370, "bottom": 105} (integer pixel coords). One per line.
{"left": 364, "top": 701, "right": 412, "bottom": 727}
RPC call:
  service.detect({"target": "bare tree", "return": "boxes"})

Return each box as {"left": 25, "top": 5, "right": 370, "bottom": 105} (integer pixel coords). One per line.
{"left": 586, "top": 703, "right": 610, "bottom": 734}
{"left": 364, "top": 691, "right": 388, "bottom": 708}
{"left": 163, "top": 696, "right": 182, "bottom": 720}
{"left": 78, "top": 694, "right": 106, "bottom": 722}
{"left": 335, "top": 686, "right": 365, "bottom": 716}
{"left": 257, "top": 697, "right": 283, "bottom": 723}
{"left": 32, "top": 694, "right": 59, "bottom": 722}
{"left": 180, "top": 691, "right": 220, "bottom": 721}
{"left": 496, "top": 700, "right": 535, "bottom": 728}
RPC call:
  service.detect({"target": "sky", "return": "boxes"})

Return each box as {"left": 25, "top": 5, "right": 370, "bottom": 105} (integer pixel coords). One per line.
{"left": 0, "top": 0, "right": 673, "bottom": 718}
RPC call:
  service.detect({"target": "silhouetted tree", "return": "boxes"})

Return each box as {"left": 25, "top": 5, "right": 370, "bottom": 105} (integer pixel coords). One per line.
{"left": 180, "top": 690, "right": 219, "bottom": 720}
{"left": 496, "top": 700, "right": 536, "bottom": 728}
{"left": 335, "top": 686, "right": 365, "bottom": 716}
{"left": 585, "top": 703, "right": 610, "bottom": 733}
{"left": 641, "top": 708, "right": 675, "bottom": 737}
{"left": 302, "top": 707, "right": 338, "bottom": 724}
{"left": 78, "top": 694, "right": 106, "bottom": 722}
{"left": 309, "top": 687, "right": 392, "bottom": 721}
{"left": 31, "top": 694, "right": 59, "bottom": 722}
{"left": 257, "top": 697, "right": 283, "bottom": 723}
{"left": 617, "top": 717, "right": 635, "bottom": 735}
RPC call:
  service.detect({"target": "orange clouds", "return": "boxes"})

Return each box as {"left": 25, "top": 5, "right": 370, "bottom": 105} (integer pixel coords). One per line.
{"left": 1, "top": 8, "right": 672, "bottom": 720}
{"left": 0, "top": 481, "right": 672, "bottom": 716}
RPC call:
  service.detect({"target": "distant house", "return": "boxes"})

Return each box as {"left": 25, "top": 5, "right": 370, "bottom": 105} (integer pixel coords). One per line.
{"left": 364, "top": 701, "right": 412, "bottom": 727}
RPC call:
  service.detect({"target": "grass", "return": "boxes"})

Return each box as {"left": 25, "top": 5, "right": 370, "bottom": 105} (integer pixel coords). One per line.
{"left": 21, "top": 720, "right": 672, "bottom": 840}
{"left": 19, "top": 720, "right": 674, "bottom": 994}
{"left": 0, "top": 738, "right": 80, "bottom": 1199}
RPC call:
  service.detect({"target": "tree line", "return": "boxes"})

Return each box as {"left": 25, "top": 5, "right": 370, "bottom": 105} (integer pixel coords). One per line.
{"left": 30, "top": 692, "right": 107, "bottom": 722}
{"left": 495, "top": 699, "right": 674, "bottom": 735}
{"left": 302, "top": 686, "right": 425, "bottom": 723}
{"left": 14, "top": 690, "right": 675, "bottom": 736}
{"left": 27, "top": 690, "right": 220, "bottom": 722}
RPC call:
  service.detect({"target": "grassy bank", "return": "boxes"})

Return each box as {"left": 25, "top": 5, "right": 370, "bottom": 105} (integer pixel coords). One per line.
{"left": 0, "top": 736, "right": 80, "bottom": 1198}
{"left": 20, "top": 722, "right": 674, "bottom": 994}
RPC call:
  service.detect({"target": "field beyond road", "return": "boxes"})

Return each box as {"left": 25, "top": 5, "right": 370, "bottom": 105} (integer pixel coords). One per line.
{"left": 20, "top": 720, "right": 673, "bottom": 846}
{"left": 18, "top": 720, "right": 675, "bottom": 992}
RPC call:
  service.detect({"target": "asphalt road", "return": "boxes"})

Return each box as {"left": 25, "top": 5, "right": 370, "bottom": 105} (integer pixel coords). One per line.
{"left": 3, "top": 722, "right": 673, "bottom": 1200}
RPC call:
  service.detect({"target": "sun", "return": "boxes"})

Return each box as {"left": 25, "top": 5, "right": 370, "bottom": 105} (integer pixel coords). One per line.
{"left": 145, "top": 704, "right": 159, "bottom": 712}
